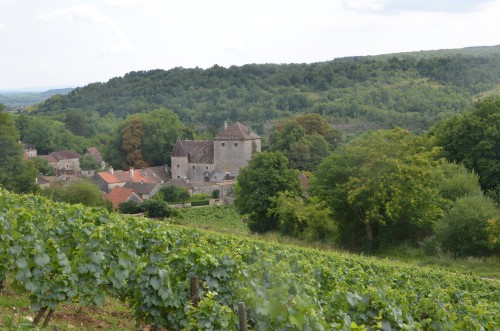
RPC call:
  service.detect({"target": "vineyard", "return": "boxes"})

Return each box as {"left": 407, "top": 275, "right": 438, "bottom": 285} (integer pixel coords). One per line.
{"left": 1, "top": 189, "right": 499, "bottom": 330}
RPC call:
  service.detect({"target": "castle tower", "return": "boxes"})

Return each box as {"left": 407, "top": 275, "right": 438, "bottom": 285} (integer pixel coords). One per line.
{"left": 213, "top": 122, "right": 261, "bottom": 179}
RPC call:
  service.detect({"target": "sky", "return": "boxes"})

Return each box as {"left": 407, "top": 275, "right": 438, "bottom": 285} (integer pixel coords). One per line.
{"left": 1, "top": 0, "right": 499, "bottom": 90}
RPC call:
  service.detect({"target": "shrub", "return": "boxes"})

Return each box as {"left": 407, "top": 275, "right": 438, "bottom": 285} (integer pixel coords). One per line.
{"left": 436, "top": 195, "right": 500, "bottom": 257}
{"left": 140, "top": 199, "right": 179, "bottom": 218}
{"left": 211, "top": 189, "right": 220, "bottom": 199}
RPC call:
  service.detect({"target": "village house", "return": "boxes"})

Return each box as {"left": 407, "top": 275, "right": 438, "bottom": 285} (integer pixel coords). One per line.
{"left": 35, "top": 150, "right": 81, "bottom": 172}
{"left": 106, "top": 186, "right": 143, "bottom": 209}
{"left": 93, "top": 166, "right": 167, "bottom": 193}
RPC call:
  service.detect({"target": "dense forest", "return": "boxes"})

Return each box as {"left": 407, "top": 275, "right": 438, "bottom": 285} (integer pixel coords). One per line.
{"left": 30, "top": 45, "right": 500, "bottom": 134}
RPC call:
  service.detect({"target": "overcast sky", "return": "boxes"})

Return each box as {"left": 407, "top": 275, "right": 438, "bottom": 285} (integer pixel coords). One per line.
{"left": 1, "top": 0, "right": 499, "bottom": 90}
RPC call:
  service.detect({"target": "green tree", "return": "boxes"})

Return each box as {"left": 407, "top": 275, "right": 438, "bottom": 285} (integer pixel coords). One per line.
{"left": 30, "top": 157, "right": 55, "bottom": 176}
{"left": 157, "top": 185, "right": 190, "bottom": 203}
{"left": 310, "top": 128, "right": 444, "bottom": 250}
{"left": 436, "top": 195, "right": 500, "bottom": 257}
{"left": 140, "top": 199, "right": 179, "bottom": 218}
{"left": 80, "top": 154, "right": 101, "bottom": 171}
{"left": 142, "top": 108, "right": 185, "bottom": 166}
{"left": 429, "top": 97, "right": 500, "bottom": 192}
{"left": 0, "top": 110, "right": 38, "bottom": 193}
{"left": 234, "top": 151, "right": 301, "bottom": 233}
{"left": 41, "top": 181, "right": 106, "bottom": 207}
{"left": 270, "top": 192, "right": 336, "bottom": 242}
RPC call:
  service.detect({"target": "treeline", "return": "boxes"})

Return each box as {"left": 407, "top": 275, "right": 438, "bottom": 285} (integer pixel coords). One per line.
{"left": 235, "top": 98, "right": 500, "bottom": 256}
{"left": 31, "top": 46, "right": 500, "bottom": 133}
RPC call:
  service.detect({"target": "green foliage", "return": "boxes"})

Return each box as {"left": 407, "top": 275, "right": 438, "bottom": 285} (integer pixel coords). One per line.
{"left": 141, "top": 108, "right": 185, "bottom": 166}
{"left": 80, "top": 154, "right": 101, "bottom": 171}
{"left": 139, "top": 199, "right": 178, "bottom": 218}
{"left": 31, "top": 47, "right": 500, "bottom": 134}
{"left": 174, "top": 205, "right": 249, "bottom": 234}
{"left": 158, "top": 184, "right": 190, "bottom": 203}
{"left": 270, "top": 192, "right": 337, "bottom": 243}
{"left": 118, "top": 200, "right": 142, "bottom": 214}
{"left": 429, "top": 97, "right": 500, "bottom": 191}
{"left": 190, "top": 193, "right": 211, "bottom": 201}
{"left": 0, "top": 189, "right": 499, "bottom": 330}
{"left": 211, "top": 189, "right": 220, "bottom": 199}
{"left": 41, "top": 181, "right": 106, "bottom": 207}
{"left": 234, "top": 152, "right": 302, "bottom": 233}
{"left": 29, "top": 157, "right": 55, "bottom": 176}
{"left": 310, "top": 128, "right": 445, "bottom": 250}
{"left": 436, "top": 195, "right": 500, "bottom": 257}
{"left": 15, "top": 115, "right": 87, "bottom": 154}
{"left": 269, "top": 115, "right": 341, "bottom": 171}
{"left": 431, "top": 160, "right": 483, "bottom": 203}
{"left": 0, "top": 110, "right": 38, "bottom": 193}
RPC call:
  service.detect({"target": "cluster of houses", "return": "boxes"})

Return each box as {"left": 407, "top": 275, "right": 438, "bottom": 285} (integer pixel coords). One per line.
{"left": 26, "top": 122, "right": 263, "bottom": 209}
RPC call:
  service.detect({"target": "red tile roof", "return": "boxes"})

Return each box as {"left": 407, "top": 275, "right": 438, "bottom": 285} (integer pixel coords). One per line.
{"left": 107, "top": 187, "right": 142, "bottom": 209}
{"left": 97, "top": 171, "right": 121, "bottom": 184}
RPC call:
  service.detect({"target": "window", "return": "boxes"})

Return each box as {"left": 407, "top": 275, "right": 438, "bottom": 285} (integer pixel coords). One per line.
{"left": 177, "top": 176, "right": 180, "bottom": 178}
{"left": 176, "top": 164, "right": 180, "bottom": 168}
{"left": 192, "top": 165, "right": 195, "bottom": 169}
{"left": 234, "top": 142, "right": 238, "bottom": 147}
{"left": 221, "top": 143, "right": 225, "bottom": 147}
{"left": 206, "top": 166, "right": 208, "bottom": 170}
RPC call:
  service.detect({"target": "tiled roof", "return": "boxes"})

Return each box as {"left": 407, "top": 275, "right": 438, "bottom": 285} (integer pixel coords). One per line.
{"left": 124, "top": 182, "right": 159, "bottom": 195}
{"left": 86, "top": 147, "right": 100, "bottom": 155}
{"left": 215, "top": 122, "right": 260, "bottom": 140}
{"left": 107, "top": 187, "right": 142, "bottom": 209}
{"left": 98, "top": 169, "right": 155, "bottom": 184}
{"left": 52, "top": 150, "right": 81, "bottom": 161}
{"left": 171, "top": 140, "right": 214, "bottom": 164}
{"left": 97, "top": 171, "right": 121, "bottom": 184}
{"left": 171, "top": 139, "right": 188, "bottom": 157}
{"left": 36, "top": 155, "right": 58, "bottom": 164}
{"left": 140, "top": 166, "right": 169, "bottom": 183}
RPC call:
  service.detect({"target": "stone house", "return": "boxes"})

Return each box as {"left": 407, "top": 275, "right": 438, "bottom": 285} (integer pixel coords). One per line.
{"left": 35, "top": 150, "right": 81, "bottom": 172}
{"left": 171, "top": 122, "right": 261, "bottom": 183}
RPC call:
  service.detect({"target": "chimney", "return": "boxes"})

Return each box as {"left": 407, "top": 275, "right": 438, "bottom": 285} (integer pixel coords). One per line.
{"left": 224, "top": 121, "right": 228, "bottom": 129}
{"left": 110, "top": 166, "right": 114, "bottom": 174}
{"left": 129, "top": 167, "right": 134, "bottom": 178}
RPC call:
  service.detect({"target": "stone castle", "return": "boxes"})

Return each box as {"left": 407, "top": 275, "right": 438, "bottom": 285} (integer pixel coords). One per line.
{"left": 171, "top": 121, "right": 261, "bottom": 183}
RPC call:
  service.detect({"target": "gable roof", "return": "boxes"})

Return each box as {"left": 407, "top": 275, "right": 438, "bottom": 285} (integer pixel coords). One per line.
{"left": 124, "top": 182, "right": 159, "bottom": 196}
{"left": 97, "top": 171, "right": 122, "bottom": 184}
{"left": 171, "top": 140, "right": 214, "bottom": 164}
{"left": 52, "top": 150, "right": 81, "bottom": 161}
{"left": 215, "top": 122, "right": 260, "bottom": 140}
{"left": 36, "top": 155, "right": 58, "bottom": 164}
{"left": 140, "top": 166, "right": 169, "bottom": 183}
{"left": 86, "top": 147, "right": 100, "bottom": 155}
{"left": 107, "top": 187, "right": 142, "bottom": 209}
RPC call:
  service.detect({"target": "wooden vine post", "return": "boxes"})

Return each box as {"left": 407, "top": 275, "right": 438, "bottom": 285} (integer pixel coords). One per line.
{"left": 190, "top": 276, "right": 199, "bottom": 308}
{"left": 238, "top": 301, "right": 248, "bottom": 331}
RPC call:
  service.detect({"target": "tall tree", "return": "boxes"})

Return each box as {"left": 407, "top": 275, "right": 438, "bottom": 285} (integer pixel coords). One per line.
{"left": 121, "top": 116, "right": 148, "bottom": 169}
{"left": 234, "top": 151, "right": 301, "bottom": 233}
{"left": 310, "top": 128, "right": 444, "bottom": 250}
{"left": 429, "top": 97, "right": 500, "bottom": 192}
{"left": 0, "top": 109, "right": 37, "bottom": 193}
{"left": 142, "top": 108, "right": 185, "bottom": 166}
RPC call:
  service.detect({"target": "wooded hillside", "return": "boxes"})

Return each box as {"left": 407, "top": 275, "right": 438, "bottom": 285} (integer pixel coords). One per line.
{"left": 32, "top": 45, "right": 500, "bottom": 133}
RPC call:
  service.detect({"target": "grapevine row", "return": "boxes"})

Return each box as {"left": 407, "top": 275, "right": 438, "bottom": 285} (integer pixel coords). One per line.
{"left": 1, "top": 189, "right": 499, "bottom": 330}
